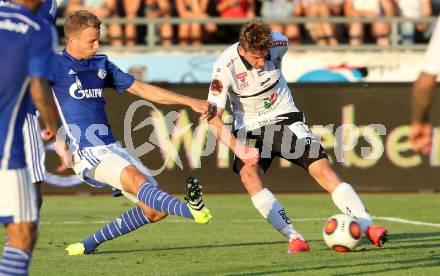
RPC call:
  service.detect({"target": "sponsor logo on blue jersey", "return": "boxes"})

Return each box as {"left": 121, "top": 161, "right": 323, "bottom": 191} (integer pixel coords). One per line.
{"left": 69, "top": 76, "right": 103, "bottom": 99}
{"left": 0, "top": 19, "right": 29, "bottom": 33}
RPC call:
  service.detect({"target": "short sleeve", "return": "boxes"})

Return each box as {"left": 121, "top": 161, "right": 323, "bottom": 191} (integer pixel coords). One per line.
{"left": 421, "top": 18, "right": 440, "bottom": 76}
{"left": 28, "top": 22, "right": 55, "bottom": 82}
{"left": 207, "top": 61, "right": 230, "bottom": 109}
{"left": 105, "top": 60, "right": 135, "bottom": 93}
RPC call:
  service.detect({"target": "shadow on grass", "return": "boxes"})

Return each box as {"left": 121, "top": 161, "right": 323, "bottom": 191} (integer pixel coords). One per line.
{"left": 225, "top": 255, "right": 440, "bottom": 276}
{"left": 387, "top": 232, "right": 440, "bottom": 243}
{"left": 92, "top": 240, "right": 289, "bottom": 255}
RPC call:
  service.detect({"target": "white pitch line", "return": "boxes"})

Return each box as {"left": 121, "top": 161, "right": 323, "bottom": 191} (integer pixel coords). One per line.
{"left": 39, "top": 216, "right": 440, "bottom": 229}
{"left": 374, "top": 216, "right": 440, "bottom": 228}
{"left": 39, "top": 218, "right": 327, "bottom": 225}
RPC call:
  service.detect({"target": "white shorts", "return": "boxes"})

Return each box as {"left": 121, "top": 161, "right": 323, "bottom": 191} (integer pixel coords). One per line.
{"left": 72, "top": 142, "right": 158, "bottom": 203}
{"left": 396, "top": 0, "right": 423, "bottom": 17}
{"left": 353, "top": 0, "right": 380, "bottom": 14}
{"left": 0, "top": 169, "right": 38, "bottom": 224}
{"left": 23, "top": 113, "right": 45, "bottom": 183}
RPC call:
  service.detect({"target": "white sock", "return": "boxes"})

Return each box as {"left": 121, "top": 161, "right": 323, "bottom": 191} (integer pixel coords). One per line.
{"left": 331, "top": 182, "right": 373, "bottom": 231}
{"left": 251, "top": 188, "right": 303, "bottom": 241}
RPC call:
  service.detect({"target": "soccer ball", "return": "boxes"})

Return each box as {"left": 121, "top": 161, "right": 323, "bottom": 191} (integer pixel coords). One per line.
{"left": 323, "top": 214, "right": 362, "bottom": 252}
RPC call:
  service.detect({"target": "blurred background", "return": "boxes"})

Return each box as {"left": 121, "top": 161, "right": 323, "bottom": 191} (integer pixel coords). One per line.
{"left": 44, "top": 0, "right": 440, "bottom": 194}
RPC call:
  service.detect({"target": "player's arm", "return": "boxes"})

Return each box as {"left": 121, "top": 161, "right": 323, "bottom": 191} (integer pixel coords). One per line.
{"left": 127, "top": 80, "right": 211, "bottom": 118}
{"left": 207, "top": 108, "right": 259, "bottom": 166}
{"left": 412, "top": 73, "right": 435, "bottom": 124}
{"left": 410, "top": 18, "right": 440, "bottom": 154}
{"left": 203, "top": 62, "right": 259, "bottom": 164}
{"left": 410, "top": 73, "right": 435, "bottom": 154}
{"left": 29, "top": 77, "right": 59, "bottom": 139}
{"left": 28, "top": 22, "right": 60, "bottom": 140}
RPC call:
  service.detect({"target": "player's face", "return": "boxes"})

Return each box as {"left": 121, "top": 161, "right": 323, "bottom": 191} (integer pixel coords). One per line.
{"left": 73, "top": 27, "right": 100, "bottom": 60}
{"left": 238, "top": 46, "right": 269, "bottom": 70}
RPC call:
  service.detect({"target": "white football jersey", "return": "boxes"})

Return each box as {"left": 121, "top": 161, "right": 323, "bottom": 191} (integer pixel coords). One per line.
{"left": 208, "top": 32, "right": 299, "bottom": 131}
{"left": 421, "top": 18, "right": 440, "bottom": 76}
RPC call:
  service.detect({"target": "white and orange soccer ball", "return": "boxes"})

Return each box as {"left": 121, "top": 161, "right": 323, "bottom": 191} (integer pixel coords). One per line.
{"left": 323, "top": 214, "right": 363, "bottom": 252}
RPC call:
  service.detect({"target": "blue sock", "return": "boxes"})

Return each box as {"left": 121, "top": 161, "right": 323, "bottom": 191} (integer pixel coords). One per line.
{"left": 82, "top": 206, "right": 150, "bottom": 253}
{"left": 137, "top": 182, "right": 194, "bottom": 219}
{"left": 0, "top": 246, "right": 32, "bottom": 276}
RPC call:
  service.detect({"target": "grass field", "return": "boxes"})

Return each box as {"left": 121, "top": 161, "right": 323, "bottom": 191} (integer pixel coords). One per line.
{"left": 1, "top": 194, "right": 440, "bottom": 275}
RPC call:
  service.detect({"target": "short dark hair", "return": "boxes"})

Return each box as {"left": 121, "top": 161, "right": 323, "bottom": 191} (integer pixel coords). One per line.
{"left": 239, "top": 19, "right": 273, "bottom": 53}
{"left": 64, "top": 10, "right": 101, "bottom": 39}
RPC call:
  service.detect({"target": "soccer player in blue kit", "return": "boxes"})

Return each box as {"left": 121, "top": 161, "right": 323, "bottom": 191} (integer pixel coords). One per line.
{"left": 56, "top": 10, "right": 213, "bottom": 255}
{"left": 22, "top": 0, "right": 58, "bottom": 212}
{"left": 0, "top": 0, "right": 59, "bottom": 274}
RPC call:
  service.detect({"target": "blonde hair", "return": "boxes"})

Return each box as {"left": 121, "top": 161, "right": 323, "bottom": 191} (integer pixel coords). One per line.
{"left": 64, "top": 10, "right": 101, "bottom": 39}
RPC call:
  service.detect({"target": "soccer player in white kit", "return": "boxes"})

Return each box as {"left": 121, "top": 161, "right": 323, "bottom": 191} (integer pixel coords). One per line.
{"left": 206, "top": 20, "right": 388, "bottom": 253}
{"left": 410, "top": 18, "right": 440, "bottom": 154}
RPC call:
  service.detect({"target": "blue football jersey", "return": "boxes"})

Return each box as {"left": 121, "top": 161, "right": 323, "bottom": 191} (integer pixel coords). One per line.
{"left": 38, "top": 0, "right": 57, "bottom": 25}
{"left": 27, "top": 0, "right": 58, "bottom": 115}
{"left": 53, "top": 50, "right": 135, "bottom": 149}
{"left": 0, "top": 3, "right": 55, "bottom": 169}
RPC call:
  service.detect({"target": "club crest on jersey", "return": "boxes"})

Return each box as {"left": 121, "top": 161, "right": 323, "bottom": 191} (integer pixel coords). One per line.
{"left": 97, "top": 69, "right": 107, "bottom": 79}
{"left": 210, "top": 79, "right": 223, "bottom": 96}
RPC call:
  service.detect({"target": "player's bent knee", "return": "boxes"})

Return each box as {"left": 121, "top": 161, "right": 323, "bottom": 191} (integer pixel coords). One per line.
{"left": 137, "top": 203, "right": 168, "bottom": 222}
{"left": 239, "top": 166, "right": 260, "bottom": 185}
{"left": 148, "top": 211, "right": 168, "bottom": 222}
{"left": 120, "top": 165, "right": 147, "bottom": 194}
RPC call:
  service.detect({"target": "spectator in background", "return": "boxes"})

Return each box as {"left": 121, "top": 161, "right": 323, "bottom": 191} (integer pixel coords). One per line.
{"left": 260, "top": 0, "right": 301, "bottom": 44}
{"left": 118, "top": 0, "right": 142, "bottom": 46}
{"left": 217, "top": 0, "right": 255, "bottom": 18}
{"left": 327, "top": 0, "right": 343, "bottom": 15}
{"left": 216, "top": 0, "right": 255, "bottom": 43}
{"left": 395, "top": 0, "right": 432, "bottom": 45}
{"left": 344, "top": 0, "right": 395, "bottom": 46}
{"left": 176, "top": 0, "right": 217, "bottom": 45}
{"left": 65, "top": 0, "right": 122, "bottom": 45}
{"left": 296, "top": 0, "right": 338, "bottom": 45}
{"left": 145, "top": 0, "right": 174, "bottom": 46}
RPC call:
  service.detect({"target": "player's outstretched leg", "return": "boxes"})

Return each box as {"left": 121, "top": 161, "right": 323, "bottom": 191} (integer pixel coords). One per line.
{"left": 135, "top": 177, "right": 212, "bottom": 224}
{"left": 93, "top": 157, "right": 212, "bottom": 225}
{"left": 251, "top": 188, "right": 310, "bottom": 254}
{"left": 66, "top": 205, "right": 154, "bottom": 255}
{"left": 183, "top": 177, "right": 213, "bottom": 223}
{"left": 332, "top": 182, "right": 388, "bottom": 247}
{"left": 309, "top": 159, "right": 388, "bottom": 247}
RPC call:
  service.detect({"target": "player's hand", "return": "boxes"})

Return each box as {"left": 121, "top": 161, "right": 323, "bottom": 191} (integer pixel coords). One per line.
{"left": 190, "top": 99, "right": 211, "bottom": 120}
{"left": 237, "top": 145, "right": 260, "bottom": 166}
{"left": 410, "top": 122, "right": 433, "bottom": 155}
{"left": 41, "top": 126, "right": 56, "bottom": 141}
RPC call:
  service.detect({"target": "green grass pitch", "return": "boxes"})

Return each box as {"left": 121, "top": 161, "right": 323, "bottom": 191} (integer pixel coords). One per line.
{"left": 1, "top": 194, "right": 440, "bottom": 275}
